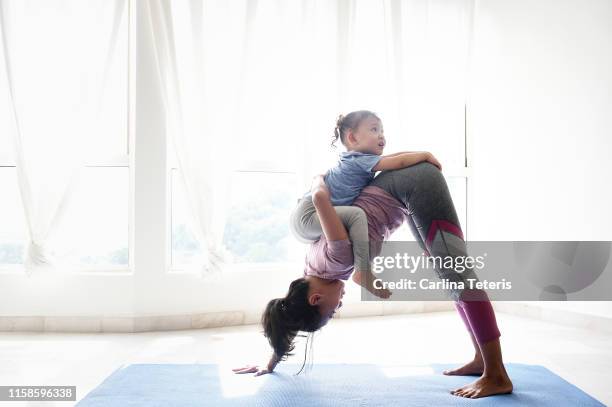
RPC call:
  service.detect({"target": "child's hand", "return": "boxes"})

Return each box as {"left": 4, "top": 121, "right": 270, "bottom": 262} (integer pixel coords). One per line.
{"left": 232, "top": 365, "right": 273, "bottom": 376}
{"left": 425, "top": 152, "right": 442, "bottom": 171}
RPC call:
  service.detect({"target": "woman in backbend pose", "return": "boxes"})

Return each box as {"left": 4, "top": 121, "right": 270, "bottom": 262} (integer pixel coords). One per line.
{"left": 234, "top": 134, "right": 513, "bottom": 400}
{"left": 286, "top": 110, "right": 442, "bottom": 299}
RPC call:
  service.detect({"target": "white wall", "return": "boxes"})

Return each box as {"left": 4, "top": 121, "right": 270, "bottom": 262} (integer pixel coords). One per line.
{"left": 469, "top": 0, "right": 612, "bottom": 317}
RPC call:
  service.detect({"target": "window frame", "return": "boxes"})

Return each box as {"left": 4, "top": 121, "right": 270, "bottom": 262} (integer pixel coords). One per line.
{"left": 0, "top": 0, "right": 132, "bottom": 274}
{"left": 167, "top": 151, "right": 301, "bottom": 274}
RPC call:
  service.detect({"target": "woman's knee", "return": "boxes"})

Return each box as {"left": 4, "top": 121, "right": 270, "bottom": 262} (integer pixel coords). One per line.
{"left": 390, "top": 162, "right": 444, "bottom": 187}
{"left": 409, "top": 161, "right": 441, "bottom": 176}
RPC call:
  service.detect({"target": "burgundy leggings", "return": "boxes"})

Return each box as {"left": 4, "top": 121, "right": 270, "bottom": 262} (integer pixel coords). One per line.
{"left": 455, "top": 298, "right": 501, "bottom": 344}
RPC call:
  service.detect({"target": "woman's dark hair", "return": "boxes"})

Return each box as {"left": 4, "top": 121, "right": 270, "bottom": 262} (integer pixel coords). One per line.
{"left": 261, "top": 277, "right": 323, "bottom": 375}
{"left": 331, "top": 110, "right": 381, "bottom": 149}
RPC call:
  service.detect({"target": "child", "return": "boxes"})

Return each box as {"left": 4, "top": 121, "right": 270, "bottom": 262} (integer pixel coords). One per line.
{"left": 289, "top": 110, "right": 442, "bottom": 297}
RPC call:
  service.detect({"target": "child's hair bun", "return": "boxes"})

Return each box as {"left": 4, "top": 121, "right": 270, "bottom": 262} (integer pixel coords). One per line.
{"left": 331, "top": 114, "right": 345, "bottom": 149}
{"left": 331, "top": 110, "right": 380, "bottom": 150}
{"left": 336, "top": 114, "right": 345, "bottom": 128}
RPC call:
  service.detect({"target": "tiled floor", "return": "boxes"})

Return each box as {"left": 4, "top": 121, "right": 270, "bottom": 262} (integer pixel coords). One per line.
{"left": 1, "top": 311, "right": 610, "bottom": 406}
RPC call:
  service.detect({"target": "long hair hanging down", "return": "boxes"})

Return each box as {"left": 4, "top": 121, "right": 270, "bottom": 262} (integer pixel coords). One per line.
{"left": 261, "top": 277, "right": 323, "bottom": 375}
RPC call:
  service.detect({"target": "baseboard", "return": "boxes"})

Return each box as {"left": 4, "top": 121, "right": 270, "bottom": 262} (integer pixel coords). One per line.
{"left": 0, "top": 302, "right": 455, "bottom": 333}
{"left": 493, "top": 302, "right": 612, "bottom": 334}
{"left": 0, "top": 312, "right": 245, "bottom": 333}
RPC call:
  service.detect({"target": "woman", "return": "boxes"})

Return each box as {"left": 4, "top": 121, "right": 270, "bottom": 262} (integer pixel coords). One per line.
{"left": 234, "top": 161, "right": 513, "bottom": 399}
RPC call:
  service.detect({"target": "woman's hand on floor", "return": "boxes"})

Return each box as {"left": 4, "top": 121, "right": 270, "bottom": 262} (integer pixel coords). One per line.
{"left": 232, "top": 365, "right": 273, "bottom": 376}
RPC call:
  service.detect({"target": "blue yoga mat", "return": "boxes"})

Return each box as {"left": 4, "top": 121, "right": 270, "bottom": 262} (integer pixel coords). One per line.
{"left": 76, "top": 363, "right": 605, "bottom": 406}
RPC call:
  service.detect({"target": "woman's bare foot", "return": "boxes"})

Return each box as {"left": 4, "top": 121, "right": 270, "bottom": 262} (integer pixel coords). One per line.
{"left": 352, "top": 271, "right": 391, "bottom": 299}
{"left": 443, "top": 357, "right": 484, "bottom": 376}
{"left": 450, "top": 373, "right": 513, "bottom": 399}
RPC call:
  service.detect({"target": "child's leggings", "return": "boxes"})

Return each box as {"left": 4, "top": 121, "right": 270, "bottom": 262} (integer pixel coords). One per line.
{"left": 369, "top": 161, "right": 501, "bottom": 345}
{"left": 289, "top": 195, "right": 372, "bottom": 273}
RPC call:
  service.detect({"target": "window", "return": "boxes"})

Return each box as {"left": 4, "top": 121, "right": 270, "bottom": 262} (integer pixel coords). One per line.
{"left": 51, "top": 167, "right": 129, "bottom": 269}
{"left": 0, "top": 0, "right": 129, "bottom": 270}
{"left": 224, "top": 171, "right": 301, "bottom": 264}
{"left": 171, "top": 168, "right": 467, "bottom": 269}
{"left": 166, "top": 0, "right": 471, "bottom": 270}
{"left": 171, "top": 169, "right": 303, "bottom": 269}
{"left": 170, "top": 168, "right": 202, "bottom": 267}
{"left": 0, "top": 167, "right": 27, "bottom": 266}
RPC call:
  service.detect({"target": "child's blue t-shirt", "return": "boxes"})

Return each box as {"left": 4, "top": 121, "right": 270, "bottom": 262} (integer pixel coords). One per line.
{"left": 303, "top": 151, "right": 382, "bottom": 206}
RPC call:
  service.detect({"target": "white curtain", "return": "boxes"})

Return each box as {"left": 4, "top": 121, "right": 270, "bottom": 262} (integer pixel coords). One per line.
{"left": 255, "top": 0, "right": 475, "bottom": 190}
{"left": 147, "top": 0, "right": 247, "bottom": 278}
{"left": 146, "top": 0, "right": 473, "bottom": 275}
{"left": 0, "top": 0, "right": 125, "bottom": 275}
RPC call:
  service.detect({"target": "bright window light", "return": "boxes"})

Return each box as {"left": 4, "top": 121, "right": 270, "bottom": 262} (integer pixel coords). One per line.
{"left": 171, "top": 170, "right": 300, "bottom": 268}
{"left": 51, "top": 167, "right": 129, "bottom": 269}
{"left": 0, "top": 167, "right": 27, "bottom": 265}
{"left": 0, "top": 0, "right": 129, "bottom": 270}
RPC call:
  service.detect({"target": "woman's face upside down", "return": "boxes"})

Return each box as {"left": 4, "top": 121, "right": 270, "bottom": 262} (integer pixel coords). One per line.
{"left": 304, "top": 276, "right": 345, "bottom": 327}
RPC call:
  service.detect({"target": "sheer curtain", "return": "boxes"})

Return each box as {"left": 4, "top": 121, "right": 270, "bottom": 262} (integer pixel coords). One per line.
{"left": 0, "top": 0, "right": 125, "bottom": 275}
{"left": 148, "top": 0, "right": 473, "bottom": 275}
{"left": 147, "top": 0, "right": 248, "bottom": 278}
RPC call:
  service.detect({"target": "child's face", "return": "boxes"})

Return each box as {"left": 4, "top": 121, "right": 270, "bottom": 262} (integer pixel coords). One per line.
{"left": 349, "top": 116, "right": 386, "bottom": 155}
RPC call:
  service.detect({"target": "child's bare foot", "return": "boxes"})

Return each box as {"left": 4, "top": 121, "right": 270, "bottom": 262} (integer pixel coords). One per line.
{"left": 443, "top": 357, "right": 484, "bottom": 376}
{"left": 352, "top": 271, "right": 392, "bottom": 299}
{"left": 450, "top": 373, "right": 513, "bottom": 399}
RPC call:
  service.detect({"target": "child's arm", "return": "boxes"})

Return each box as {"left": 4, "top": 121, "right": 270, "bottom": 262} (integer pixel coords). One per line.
{"left": 292, "top": 175, "right": 371, "bottom": 251}
{"left": 311, "top": 184, "right": 350, "bottom": 242}
{"left": 372, "top": 151, "right": 442, "bottom": 172}
{"left": 312, "top": 184, "right": 391, "bottom": 299}
{"left": 312, "top": 175, "right": 371, "bottom": 270}
{"left": 310, "top": 173, "right": 327, "bottom": 194}
{"left": 383, "top": 150, "right": 423, "bottom": 157}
